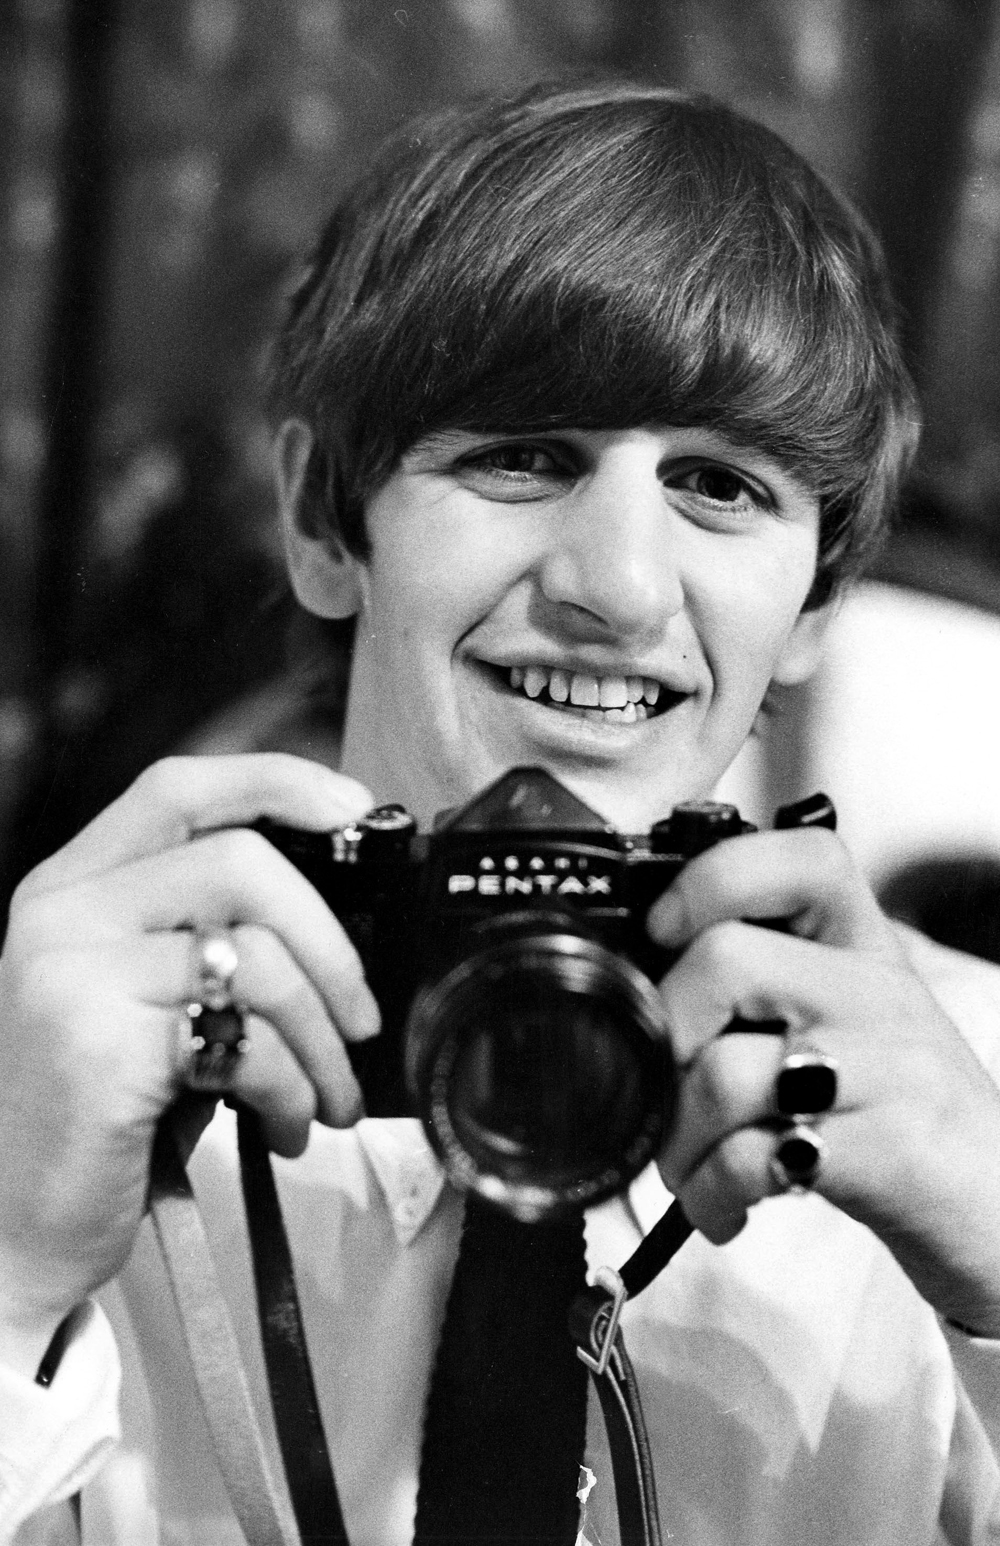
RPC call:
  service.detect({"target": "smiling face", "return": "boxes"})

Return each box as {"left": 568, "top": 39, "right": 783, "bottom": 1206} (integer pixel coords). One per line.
{"left": 284, "top": 423, "right": 828, "bottom": 833}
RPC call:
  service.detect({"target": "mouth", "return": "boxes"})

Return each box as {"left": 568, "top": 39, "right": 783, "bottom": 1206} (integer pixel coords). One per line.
{"left": 496, "top": 664, "right": 689, "bottom": 723}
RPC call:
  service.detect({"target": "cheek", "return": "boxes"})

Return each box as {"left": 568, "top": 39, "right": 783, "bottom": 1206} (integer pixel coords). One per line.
{"left": 700, "top": 542, "right": 818, "bottom": 694}
{"left": 371, "top": 522, "right": 525, "bottom": 651}
{"left": 362, "top": 554, "right": 478, "bottom": 684}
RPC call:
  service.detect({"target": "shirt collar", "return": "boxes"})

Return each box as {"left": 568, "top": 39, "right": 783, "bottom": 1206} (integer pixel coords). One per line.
{"left": 355, "top": 1117, "right": 448, "bottom": 1246}
{"left": 353, "top": 1119, "right": 676, "bottom": 1250}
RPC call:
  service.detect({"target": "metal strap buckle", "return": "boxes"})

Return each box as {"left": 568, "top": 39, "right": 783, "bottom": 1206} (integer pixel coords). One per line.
{"left": 576, "top": 1265, "right": 628, "bottom": 1377}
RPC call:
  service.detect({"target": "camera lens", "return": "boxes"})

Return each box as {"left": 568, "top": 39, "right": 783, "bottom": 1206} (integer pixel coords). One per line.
{"left": 405, "top": 921, "right": 673, "bottom": 1221}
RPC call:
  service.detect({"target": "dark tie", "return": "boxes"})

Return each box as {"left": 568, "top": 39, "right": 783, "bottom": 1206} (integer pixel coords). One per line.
{"left": 413, "top": 1194, "right": 588, "bottom": 1545}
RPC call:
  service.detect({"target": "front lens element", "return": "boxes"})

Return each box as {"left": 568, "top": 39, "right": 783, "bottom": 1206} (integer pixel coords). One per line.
{"left": 406, "top": 930, "right": 672, "bottom": 1220}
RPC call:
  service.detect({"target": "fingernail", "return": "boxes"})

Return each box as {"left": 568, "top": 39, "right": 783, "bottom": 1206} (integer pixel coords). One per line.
{"left": 342, "top": 1085, "right": 366, "bottom": 1126}
{"left": 648, "top": 889, "right": 686, "bottom": 946}
{"left": 353, "top": 989, "right": 382, "bottom": 1042}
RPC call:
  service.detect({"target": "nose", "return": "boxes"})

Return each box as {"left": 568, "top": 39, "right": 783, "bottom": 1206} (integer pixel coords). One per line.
{"left": 535, "top": 451, "right": 684, "bottom": 643}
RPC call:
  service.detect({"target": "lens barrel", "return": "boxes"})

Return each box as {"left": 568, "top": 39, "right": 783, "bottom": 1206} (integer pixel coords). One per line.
{"left": 405, "top": 918, "right": 672, "bottom": 1221}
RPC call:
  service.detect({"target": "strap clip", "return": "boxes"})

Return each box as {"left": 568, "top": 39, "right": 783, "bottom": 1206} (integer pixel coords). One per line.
{"left": 575, "top": 1265, "right": 628, "bottom": 1377}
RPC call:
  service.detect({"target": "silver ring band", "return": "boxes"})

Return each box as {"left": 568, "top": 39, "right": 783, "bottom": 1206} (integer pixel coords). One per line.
{"left": 192, "top": 928, "right": 239, "bottom": 1012}
{"left": 183, "top": 930, "right": 246, "bottom": 1088}
{"left": 770, "top": 1123, "right": 825, "bottom": 1192}
{"left": 775, "top": 1047, "right": 838, "bottom": 1121}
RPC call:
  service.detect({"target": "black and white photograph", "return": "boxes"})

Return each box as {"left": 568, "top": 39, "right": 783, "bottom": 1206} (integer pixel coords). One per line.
{"left": 1, "top": 3, "right": 1000, "bottom": 1543}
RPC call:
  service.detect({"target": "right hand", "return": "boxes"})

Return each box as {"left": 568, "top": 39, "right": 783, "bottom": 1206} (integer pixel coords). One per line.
{"left": 0, "top": 754, "right": 380, "bottom": 1375}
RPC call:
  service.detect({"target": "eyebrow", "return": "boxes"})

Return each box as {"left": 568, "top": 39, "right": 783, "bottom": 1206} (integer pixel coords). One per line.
{"left": 398, "top": 430, "right": 473, "bottom": 467}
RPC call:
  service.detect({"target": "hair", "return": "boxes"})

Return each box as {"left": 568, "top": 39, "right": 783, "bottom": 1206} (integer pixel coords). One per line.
{"left": 268, "top": 80, "right": 920, "bottom": 609}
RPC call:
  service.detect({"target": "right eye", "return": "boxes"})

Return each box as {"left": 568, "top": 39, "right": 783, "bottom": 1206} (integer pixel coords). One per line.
{"left": 462, "top": 442, "right": 565, "bottom": 477}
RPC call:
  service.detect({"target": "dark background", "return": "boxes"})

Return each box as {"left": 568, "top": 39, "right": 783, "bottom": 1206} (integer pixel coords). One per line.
{"left": 2, "top": 0, "right": 1000, "bottom": 904}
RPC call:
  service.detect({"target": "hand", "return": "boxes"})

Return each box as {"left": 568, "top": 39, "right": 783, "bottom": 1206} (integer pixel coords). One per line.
{"left": 0, "top": 754, "right": 380, "bottom": 1374}
{"left": 647, "top": 825, "right": 1000, "bottom": 1335}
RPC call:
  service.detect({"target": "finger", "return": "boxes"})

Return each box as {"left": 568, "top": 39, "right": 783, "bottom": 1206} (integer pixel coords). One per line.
{"left": 670, "top": 1123, "right": 784, "bottom": 1245}
{"left": 659, "top": 1029, "right": 788, "bottom": 1191}
{"left": 19, "top": 754, "right": 376, "bottom": 894}
{"left": 648, "top": 828, "right": 898, "bottom": 954}
{"left": 13, "top": 932, "right": 363, "bottom": 1136}
{"left": 180, "top": 1012, "right": 320, "bottom": 1157}
{"left": 657, "top": 921, "right": 880, "bottom": 1065}
{"left": 21, "top": 829, "right": 381, "bottom": 1044}
{"left": 185, "top": 924, "right": 363, "bottom": 1126}
{"left": 126, "top": 926, "right": 366, "bottom": 1127}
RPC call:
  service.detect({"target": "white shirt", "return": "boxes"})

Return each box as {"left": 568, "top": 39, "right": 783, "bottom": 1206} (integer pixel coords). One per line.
{"left": 3, "top": 929, "right": 1000, "bottom": 1545}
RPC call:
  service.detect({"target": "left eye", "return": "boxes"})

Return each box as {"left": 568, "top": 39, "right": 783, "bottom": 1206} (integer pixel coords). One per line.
{"left": 679, "top": 465, "right": 758, "bottom": 504}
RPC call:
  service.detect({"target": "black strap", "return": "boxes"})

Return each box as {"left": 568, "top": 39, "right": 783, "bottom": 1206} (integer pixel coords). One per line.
{"left": 237, "top": 1108, "right": 349, "bottom": 1546}
{"left": 34, "top": 1314, "right": 75, "bottom": 1388}
{"left": 413, "top": 1196, "right": 588, "bottom": 1545}
{"left": 619, "top": 1198, "right": 694, "bottom": 1299}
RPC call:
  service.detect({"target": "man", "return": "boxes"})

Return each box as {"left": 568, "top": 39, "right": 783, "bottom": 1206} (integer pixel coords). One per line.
{"left": 1, "top": 82, "right": 999, "bottom": 1544}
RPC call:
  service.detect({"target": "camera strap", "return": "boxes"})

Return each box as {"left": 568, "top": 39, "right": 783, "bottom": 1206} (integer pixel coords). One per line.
{"left": 148, "top": 1118, "right": 301, "bottom": 1546}
{"left": 412, "top": 1192, "right": 589, "bottom": 1543}
{"left": 150, "top": 1107, "right": 694, "bottom": 1546}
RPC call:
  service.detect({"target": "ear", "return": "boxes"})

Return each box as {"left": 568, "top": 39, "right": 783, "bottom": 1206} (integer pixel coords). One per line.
{"left": 770, "top": 599, "right": 838, "bottom": 687}
{"left": 274, "top": 418, "right": 366, "bottom": 620}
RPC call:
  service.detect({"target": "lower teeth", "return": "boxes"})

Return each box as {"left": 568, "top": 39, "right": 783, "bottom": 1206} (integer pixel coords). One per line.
{"left": 518, "top": 691, "right": 649, "bottom": 721}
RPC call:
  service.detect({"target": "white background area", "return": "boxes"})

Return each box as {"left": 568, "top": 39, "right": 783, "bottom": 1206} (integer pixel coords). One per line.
{"left": 718, "top": 581, "right": 1000, "bottom": 888}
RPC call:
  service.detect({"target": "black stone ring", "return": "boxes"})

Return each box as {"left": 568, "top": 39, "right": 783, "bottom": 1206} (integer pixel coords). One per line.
{"left": 775, "top": 1049, "right": 838, "bottom": 1120}
{"left": 770, "top": 1123, "right": 825, "bottom": 1191}
{"left": 183, "top": 1003, "right": 248, "bottom": 1088}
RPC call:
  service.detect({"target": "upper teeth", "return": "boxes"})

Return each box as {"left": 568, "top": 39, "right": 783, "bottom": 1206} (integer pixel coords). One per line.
{"left": 509, "top": 666, "right": 662, "bottom": 709}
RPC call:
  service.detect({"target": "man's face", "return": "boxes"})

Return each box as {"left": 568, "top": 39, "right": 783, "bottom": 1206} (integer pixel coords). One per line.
{"left": 329, "top": 426, "right": 825, "bottom": 831}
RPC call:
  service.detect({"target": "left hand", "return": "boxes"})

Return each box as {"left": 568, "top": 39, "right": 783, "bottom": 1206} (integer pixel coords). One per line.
{"left": 647, "top": 824, "right": 1000, "bottom": 1335}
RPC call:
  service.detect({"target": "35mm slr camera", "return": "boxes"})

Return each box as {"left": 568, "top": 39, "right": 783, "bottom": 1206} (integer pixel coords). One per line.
{"left": 260, "top": 768, "right": 832, "bottom": 1221}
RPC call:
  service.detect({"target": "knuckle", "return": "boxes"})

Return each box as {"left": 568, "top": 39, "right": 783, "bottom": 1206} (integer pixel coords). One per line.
{"left": 232, "top": 922, "right": 283, "bottom": 982}
{"left": 7, "top": 874, "right": 44, "bottom": 925}
{"left": 710, "top": 1128, "right": 760, "bottom": 1205}
{"left": 794, "top": 826, "right": 851, "bottom": 886}
{"left": 271, "top": 972, "right": 319, "bottom": 1028}
{"left": 134, "top": 756, "right": 191, "bottom": 811}
{"left": 16, "top": 945, "right": 98, "bottom": 1023}
{"left": 233, "top": 926, "right": 299, "bottom": 1015}
{"left": 9, "top": 866, "right": 48, "bottom": 909}
{"left": 206, "top": 826, "right": 272, "bottom": 885}
{"left": 690, "top": 1042, "right": 735, "bottom": 1117}
{"left": 675, "top": 841, "right": 739, "bottom": 913}
{"left": 5, "top": 883, "right": 76, "bottom": 948}
{"left": 283, "top": 1077, "right": 319, "bottom": 1131}
{"left": 689, "top": 918, "right": 745, "bottom": 975}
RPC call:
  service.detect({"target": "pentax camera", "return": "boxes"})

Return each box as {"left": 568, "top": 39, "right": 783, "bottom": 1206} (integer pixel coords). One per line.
{"left": 260, "top": 768, "right": 833, "bottom": 1221}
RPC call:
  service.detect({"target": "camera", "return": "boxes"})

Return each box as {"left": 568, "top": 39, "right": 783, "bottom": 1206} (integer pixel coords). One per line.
{"left": 260, "top": 768, "right": 833, "bottom": 1221}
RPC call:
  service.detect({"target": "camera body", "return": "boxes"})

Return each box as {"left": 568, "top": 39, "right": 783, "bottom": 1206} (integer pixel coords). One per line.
{"left": 260, "top": 767, "right": 832, "bottom": 1220}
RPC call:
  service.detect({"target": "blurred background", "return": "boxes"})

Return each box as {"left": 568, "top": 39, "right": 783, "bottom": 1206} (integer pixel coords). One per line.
{"left": 3, "top": 0, "right": 1000, "bottom": 955}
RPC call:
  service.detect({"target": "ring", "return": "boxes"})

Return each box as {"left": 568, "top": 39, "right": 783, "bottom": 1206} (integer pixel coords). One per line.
{"left": 183, "top": 929, "right": 247, "bottom": 1088}
{"left": 192, "top": 929, "right": 239, "bottom": 1011}
{"left": 775, "top": 1048, "right": 838, "bottom": 1120}
{"left": 770, "top": 1123, "right": 825, "bottom": 1192}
